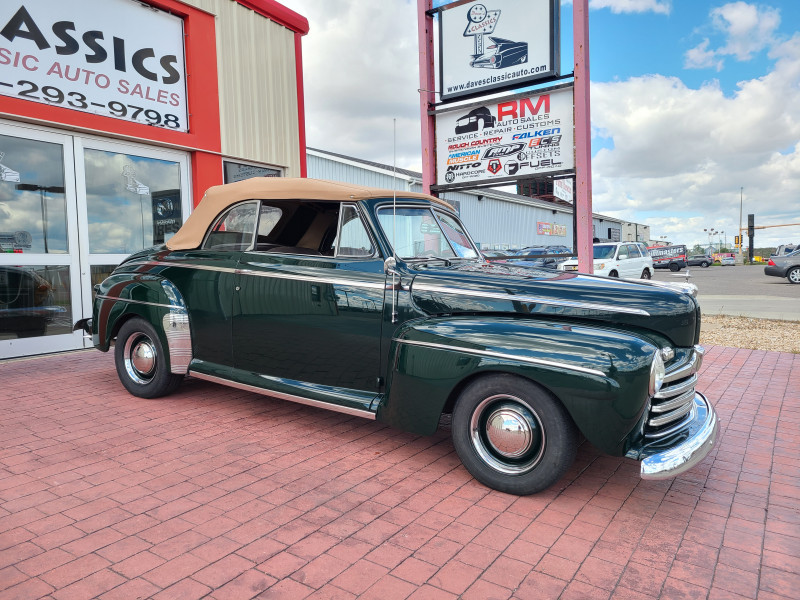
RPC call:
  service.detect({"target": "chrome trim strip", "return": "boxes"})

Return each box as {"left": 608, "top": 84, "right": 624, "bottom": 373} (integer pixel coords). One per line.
{"left": 648, "top": 401, "right": 694, "bottom": 427}
{"left": 128, "top": 259, "right": 385, "bottom": 290}
{"left": 644, "top": 410, "right": 695, "bottom": 439}
{"left": 393, "top": 338, "right": 606, "bottom": 377}
{"left": 189, "top": 372, "right": 377, "bottom": 420}
{"left": 650, "top": 389, "right": 695, "bottom": 413}
{"left": 655, "top": 374, "right": 698, "bottom": 399}
{"left": 412, "top": 283, "right": 651, "bottom": 316}
{"left": 126, "top": 259, "right": 238, "bottom": 274}
{"left": 641, "top": 392, "right": 718, "bottom": 479}
{"left": 236, "top": 267, "right": 385, "bottom": 290}
{"left": 96, "top": 295, "right": 187, "bottom": 312}
{"left": 663, "top": 352, "right": 699, "bottom": 383}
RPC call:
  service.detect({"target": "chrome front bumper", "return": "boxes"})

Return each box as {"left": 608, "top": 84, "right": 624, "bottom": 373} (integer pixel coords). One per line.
{"left": 640, "top": 392, "right": 718, "bottom": 479}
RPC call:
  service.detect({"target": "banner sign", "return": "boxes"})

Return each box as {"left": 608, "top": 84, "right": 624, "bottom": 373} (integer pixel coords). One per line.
{"left": 0, "top": 0, "right": 188, "bottom": 131}
{"left": 434, "top": 84, "right": 574, "bottom": 188}
{"left": 537, "top": 222, "right": 566, "bottom": 237}
{"left": 439, "top": 0, "right": 559, "bottom": 102}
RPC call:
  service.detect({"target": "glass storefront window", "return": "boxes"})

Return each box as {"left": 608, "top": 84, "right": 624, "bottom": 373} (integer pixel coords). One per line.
{"left": 0, "top": 265, "right": 71, "bottom": 340}
{"left": 84, "top": 149, "right": 182, "bottom": 254}
{"left": 0, "top": 134, "right": 68, "bottom": 254}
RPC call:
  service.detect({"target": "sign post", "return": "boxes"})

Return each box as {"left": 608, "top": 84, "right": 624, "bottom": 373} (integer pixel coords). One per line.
{"left": 573, "top": 0, "right": 593, "bottom": 273}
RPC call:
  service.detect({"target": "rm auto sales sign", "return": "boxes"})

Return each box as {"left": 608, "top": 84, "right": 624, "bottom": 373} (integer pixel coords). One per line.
{"left": 435, "top": 85, "right": 574, "bottom": 188}
{"left": 0, "top": 0, "right": 188, "bottom": 131}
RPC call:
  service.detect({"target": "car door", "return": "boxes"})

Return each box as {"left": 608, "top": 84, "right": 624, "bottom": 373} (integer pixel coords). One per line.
{"left": 232, "top": 200, "right": 386, "bottom": 397}
{"left": 166, "top": 200, "right": 259, "bottom": 369}
{"left": 626, "top": 243, "right": 644, "bottom": 277}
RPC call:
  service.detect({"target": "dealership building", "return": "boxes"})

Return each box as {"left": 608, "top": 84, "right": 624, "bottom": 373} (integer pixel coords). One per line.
{"left": 0, "top": 0, "right": 308, "bottom": 358}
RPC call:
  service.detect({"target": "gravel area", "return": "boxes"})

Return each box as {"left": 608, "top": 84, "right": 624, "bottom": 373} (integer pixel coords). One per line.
{"left": 700, "top": 314, "right": 800, "bottom": 353}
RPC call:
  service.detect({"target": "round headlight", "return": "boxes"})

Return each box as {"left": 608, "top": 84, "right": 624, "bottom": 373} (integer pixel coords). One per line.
{"left": 649, "top": 351, "right": 665, "bottom": 396}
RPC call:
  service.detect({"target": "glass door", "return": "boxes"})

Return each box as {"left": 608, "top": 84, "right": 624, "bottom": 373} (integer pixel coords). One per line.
{"left": 0, "top": 124, "right": 82, "bottom": 358}
{"left": 74, "top": 137, "right": 191, "bottom": 325}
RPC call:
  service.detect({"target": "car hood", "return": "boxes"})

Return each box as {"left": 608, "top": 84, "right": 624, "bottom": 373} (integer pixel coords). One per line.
{"left": 409, "top": 261, "right": 699, "bottom": 347}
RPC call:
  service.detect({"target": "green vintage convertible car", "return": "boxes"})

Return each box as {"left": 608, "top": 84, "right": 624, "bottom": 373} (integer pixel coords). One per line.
{"left": 76, "top": 178, "right": 718, "bottom": 495}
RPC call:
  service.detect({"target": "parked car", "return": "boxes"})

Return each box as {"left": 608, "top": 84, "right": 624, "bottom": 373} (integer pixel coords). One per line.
{"left": 558, "top": 242, "right": 654, "bottom": 279}
{"left": 720, "top": 256, "right": 736, "bottom": 266}
{"left": 470, "top": 37, "right": 528, "bottom": 69}
{"left": 686, "top": 255, "right": 713, "bottom": 268}
{"left": 76, "top": 178, "right": 717, "bottom": 496}
{"left": 765, "top": 249, "right": 800, "bottom": 283}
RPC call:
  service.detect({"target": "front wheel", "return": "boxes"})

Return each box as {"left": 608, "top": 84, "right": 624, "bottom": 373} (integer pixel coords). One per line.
{"left": 700, "top": 261, "right": 709, "bottom": 268}
{"left": 608, "top": 270, "right": 619, "bottom": 277}
{"left": 787, "top": 267, "right": 800, "bottom": 284}
{"left": 669, "top": 263, "right": 680, "bottom": 272}
{"left": 451, "top": 375, "right": 578, "bottom": 495}
{"left": 114, "top": 318, "right": 183, "bottom": 398}
{"left": 641, "top": 268, "right": 651, "bottom": 279}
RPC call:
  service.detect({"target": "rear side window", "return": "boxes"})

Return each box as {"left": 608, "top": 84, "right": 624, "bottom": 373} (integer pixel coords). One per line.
{"left": 202, "top": 202, "right": 258, "bottom": 251}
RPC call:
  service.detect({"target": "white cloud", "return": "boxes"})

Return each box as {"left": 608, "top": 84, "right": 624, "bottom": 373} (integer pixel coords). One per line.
{"left": 712, "top": 1, "right": 781, "bottom": 60}
{"left": 562, "top": 0, "right": 671, "bottom": 15}
{"left": 592, "top": 33, "right": 800, "bottom": 247}
{"left": 685, "top": 2, "right": 782, "bottom": 70}
{"left": 684, "top": 39, "right": 724, "bottom": 71}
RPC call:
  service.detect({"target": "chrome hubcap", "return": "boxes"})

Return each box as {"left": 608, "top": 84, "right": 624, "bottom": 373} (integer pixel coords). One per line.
{"left": 790, "top": 270, "right": 800, "bottom": 283}
{"left": 470, "top": 395, "right": 545, "bottom": 475}
{"left": 124, "top": 334, "right": 157, "bottom": 384}
{"left": 485, "top": 404, "right": 533, "bottom": 458}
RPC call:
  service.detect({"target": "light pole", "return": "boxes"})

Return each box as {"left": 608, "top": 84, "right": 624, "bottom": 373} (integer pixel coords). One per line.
{"left": 738, "top": 187, "right": 743, "bottom": 258}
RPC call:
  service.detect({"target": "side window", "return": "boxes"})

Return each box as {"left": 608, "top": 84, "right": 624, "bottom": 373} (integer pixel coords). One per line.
{"left": 617, "top": 245, "right": 629, "bottom": 260}
{"left": 202, "top": 202, "right": 258, "bottom": 251}
{"left": 251, "top": 200, "right": 339, "bottom": 256}
{"left": 335, "top": 205, "right": 375, "bottom": 257}
{"left": 628, "top": 244, "right": 642, "bottom": 258}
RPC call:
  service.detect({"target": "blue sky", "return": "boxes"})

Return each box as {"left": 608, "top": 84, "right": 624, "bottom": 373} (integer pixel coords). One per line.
{"left": 293, "top": 0, "right": 800, "bottom": 249}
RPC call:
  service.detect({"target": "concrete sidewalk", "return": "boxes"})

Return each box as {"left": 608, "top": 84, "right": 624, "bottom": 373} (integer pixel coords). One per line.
{"left": 0, "top": 347, "right": 798, "bottom": 600}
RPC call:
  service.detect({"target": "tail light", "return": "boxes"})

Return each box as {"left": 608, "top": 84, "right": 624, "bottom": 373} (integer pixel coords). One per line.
{"left": 768, "top": 259, "right": 776, "bottom": 266}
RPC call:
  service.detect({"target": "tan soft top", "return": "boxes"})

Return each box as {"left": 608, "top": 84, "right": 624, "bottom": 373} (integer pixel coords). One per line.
{"left": 166, "top": 177, "right": 452, "bottom": 251}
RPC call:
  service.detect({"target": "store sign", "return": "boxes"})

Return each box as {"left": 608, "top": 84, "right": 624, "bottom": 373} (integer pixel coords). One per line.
{"left": 553, "top": 178, "right": 573, "bottom": 202}
{"left": 0, "top": 0, "right": 188, "bottom": 131}
{"left": 439, "top": 0, "right": 559, "bottom": 102}
{"left": 435, "top": 85, "right": 574, "bottom": 188}
{"left": 537, "top": 222, "right": 566, "bottom": 237}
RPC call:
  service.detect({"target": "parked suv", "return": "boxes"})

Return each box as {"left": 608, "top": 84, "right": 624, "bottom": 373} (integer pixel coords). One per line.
{"left": 558, "top": 242, "right": 654, "bottom": 279}
{"left": 686, "top": 255, "right": 713, "bottom": 268}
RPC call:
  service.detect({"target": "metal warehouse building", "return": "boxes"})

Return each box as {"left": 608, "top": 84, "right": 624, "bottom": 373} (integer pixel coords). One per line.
{"left": 308, "top": 148, "right": 635, "bottom": 251}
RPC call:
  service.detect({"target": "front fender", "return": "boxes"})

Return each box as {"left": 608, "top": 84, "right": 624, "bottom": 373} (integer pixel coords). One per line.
{"left": 377, "top": 315, "right": 657, "bottom": 456}
{"left": 92, "top": 274, "right": 191, "bottom": 374}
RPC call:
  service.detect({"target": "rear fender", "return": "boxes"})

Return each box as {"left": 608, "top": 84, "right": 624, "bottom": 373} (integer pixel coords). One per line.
{"left": 93, "top": 274, "right": 191, "bottom": 374}
{"left": 378, "top": 316, "right": 657, "bottom": 455}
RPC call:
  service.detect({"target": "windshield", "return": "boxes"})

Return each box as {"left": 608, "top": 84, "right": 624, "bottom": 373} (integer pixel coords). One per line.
{"left": 377, "top": 206, "right": 479, "bottom": 260}
{"left": 593, "top": 245, "right": 616, "bottom": 260}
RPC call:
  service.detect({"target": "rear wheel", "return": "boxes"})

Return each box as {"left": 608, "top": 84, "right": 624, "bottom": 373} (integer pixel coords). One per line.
{"left": 641, "top": 268, "right": 651, "bottom": 279}
{"left": 669, "top": 262, "right": 680, "bottom": 272}
{"left": 700, "top": 261, "right": 709, "bottom": 268}
{"left": 787, "top": 267, "right": 800, "bottom": 284}
{"left": 608, "top": 270, "right": 619, "bottom": 277}
{"left": 114, "top": 318, "right": 183, "bottom": 398}
{"left": 451, "top": 374, "right": 578, "bottom": 495}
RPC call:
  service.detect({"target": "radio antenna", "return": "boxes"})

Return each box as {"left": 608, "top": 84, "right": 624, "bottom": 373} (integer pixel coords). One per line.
{"left": 391, "top": 118, "right": 398, "bottom": 323}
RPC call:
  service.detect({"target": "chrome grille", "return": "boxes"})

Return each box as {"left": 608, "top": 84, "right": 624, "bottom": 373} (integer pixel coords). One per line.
{"left": 645, "top": 346, "right": 704, "bottom": 438}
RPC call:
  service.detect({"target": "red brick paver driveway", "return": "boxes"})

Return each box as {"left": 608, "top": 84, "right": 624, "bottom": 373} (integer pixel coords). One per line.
{"left": 1, "top": 346, "right": 798, "bottom": 600}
